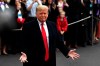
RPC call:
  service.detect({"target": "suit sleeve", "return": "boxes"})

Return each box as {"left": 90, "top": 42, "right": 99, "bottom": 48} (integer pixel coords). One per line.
{"left": 53, "top": 23, "right": 70, "bottom": 57}
{"left": 21, "top": 23, "right": 30, "bottom": 55}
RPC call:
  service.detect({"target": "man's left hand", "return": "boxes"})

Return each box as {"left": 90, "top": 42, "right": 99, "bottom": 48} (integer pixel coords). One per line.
{"left": 68, "top": 49, "right": 80, "bottom": 60}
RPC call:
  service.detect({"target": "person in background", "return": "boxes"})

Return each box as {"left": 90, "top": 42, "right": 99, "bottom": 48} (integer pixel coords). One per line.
{"left": 56, "top": 0, "right": 69, "bottom": 13}
{"left": 56, "top": 11, "right": 68, "bottom": 42}
{"left": 46, "top": 0, "right": 57, "bottom": 22}
{"left": 65, "top": 0, "right": 82, "bottom": 48}
{"left": 0, "top": 0, "right": 17, "bottom": 55}
{"left": 25, "top": 0, "right": 42, "bottom": 22}
{"left": 15, "top": 0, "right": 27, "bottom": 28}
{"left": 19, "top": 5, "right": 80, "bottom": 66}
{"left": 0, "top": 0, "right": 7, "bottom": 55}
{"left": 80, "top": 0, "right": 92, "bottom": 46}
{"left": 20, "top": 0, "right": 28, "bottom": 20}
{"left": 94, "top": 0, "right": 100, "bottom": 43}
{"left": 42, "top": 0, "right": 46, "bottom": 5}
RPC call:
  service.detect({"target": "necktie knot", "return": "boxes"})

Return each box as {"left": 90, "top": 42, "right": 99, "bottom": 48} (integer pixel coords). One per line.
{"left": 41, "top": 22, "right": 44, "bottom": 26}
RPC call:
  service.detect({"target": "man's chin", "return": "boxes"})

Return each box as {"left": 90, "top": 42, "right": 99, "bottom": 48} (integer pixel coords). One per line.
{"left": 41, "top": 20, "right": 46, "bottom": 22}
{"left": 38, "top": 19, "right": 47, "bottom": 22}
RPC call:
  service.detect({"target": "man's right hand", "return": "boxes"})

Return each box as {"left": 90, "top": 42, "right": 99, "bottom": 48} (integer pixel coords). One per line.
{"left": 19, "top": 52, "right": 28, "bottom": 63}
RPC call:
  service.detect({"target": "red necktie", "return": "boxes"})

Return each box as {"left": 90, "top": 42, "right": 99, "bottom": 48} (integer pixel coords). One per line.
{"left": 41, "top": 23, "right": 49, "bottom": 61}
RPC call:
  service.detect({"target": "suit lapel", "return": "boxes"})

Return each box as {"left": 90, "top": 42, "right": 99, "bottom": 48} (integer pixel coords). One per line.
{"left": 46, "top": 21, "right": 53, "bottom": 53}
{"left": 33, "top": 19, "right": 43, "bottom": 41}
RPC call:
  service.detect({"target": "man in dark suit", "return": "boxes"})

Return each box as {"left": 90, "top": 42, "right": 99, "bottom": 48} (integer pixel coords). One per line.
{"left": 19, "top": 5, "right": 80, "bottom": 66}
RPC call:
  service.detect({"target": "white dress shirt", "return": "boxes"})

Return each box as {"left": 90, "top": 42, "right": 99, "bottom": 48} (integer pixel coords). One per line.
{"left": 37, "top": 19, "right": 49, "bottom": 47}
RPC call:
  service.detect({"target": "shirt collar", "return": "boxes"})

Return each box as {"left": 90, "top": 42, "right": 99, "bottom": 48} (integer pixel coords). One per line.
{"left": 37, "top": 19, "right": 46, "bottom": 26}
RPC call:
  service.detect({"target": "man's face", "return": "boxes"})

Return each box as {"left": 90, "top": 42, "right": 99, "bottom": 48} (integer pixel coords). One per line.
{"left": 36, "top": 9, "right": 48, "bottom": 23}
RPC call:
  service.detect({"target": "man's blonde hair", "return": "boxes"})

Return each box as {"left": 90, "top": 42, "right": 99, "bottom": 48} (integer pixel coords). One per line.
{"left": 36, "top": 5, "right": 49, "bottom": 13}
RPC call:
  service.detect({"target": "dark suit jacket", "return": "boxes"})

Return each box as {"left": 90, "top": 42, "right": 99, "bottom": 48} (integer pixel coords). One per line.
{"left": 22, "top": 19, "right": 70, "bottom": 66}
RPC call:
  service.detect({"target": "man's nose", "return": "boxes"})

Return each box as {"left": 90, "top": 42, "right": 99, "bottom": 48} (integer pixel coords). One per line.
{"left": 42, "top": 14, "right": 45, "bottom": 16}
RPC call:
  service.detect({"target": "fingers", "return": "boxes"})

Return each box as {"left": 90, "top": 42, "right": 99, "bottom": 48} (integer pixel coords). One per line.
{"left": 74, "top": 53, "right": 80, "bottom": 57}
{"left": 69, "top": 49, "right": 80, "bottom": 60}
{"left": 71, "top": 49, "right": 76, "bottom": 52}
{"left": 25, "top": 60, "right": 28, "bottom": 62}
{"left": 21, "top": 52, "right": 26, "bottom": 56}
{"left": 71, "top": 56, "right": 78, "bottom": 60}
{"left": 21, "top": 59, "right": 28, "bottom": 63}
{"left": 69, "top": 49, "right": 76, "bottom": 53}
{"left": 74, "top": 54, "right": 80, "bottom": 59}
{"left": 21, "top": 52, "right": 25, "bottom": 55}
{"left": 19, "top": 53, "right": 28, "bottom": 63}
{"left": 19, "top": 56, "right": 22, "bottom": 60}
{"left": 71, "top": 53, "right": 80, "bottom": 60}
{"left": 71, "top": 57, "right": 75, "bottom": 60}
{"left": 19, "top": 57, "right": 28, "bottom": 63}
{"left": 20, "top": 59, "right": 28, "bottom": 63}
